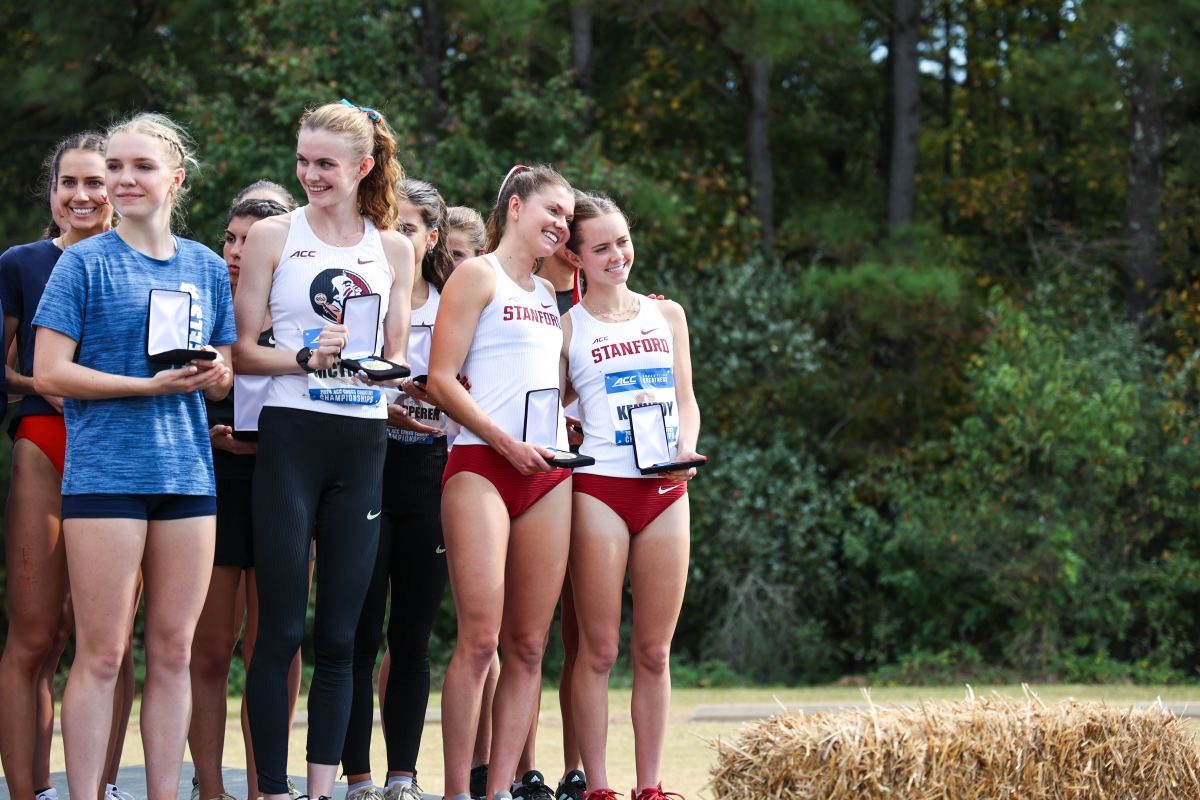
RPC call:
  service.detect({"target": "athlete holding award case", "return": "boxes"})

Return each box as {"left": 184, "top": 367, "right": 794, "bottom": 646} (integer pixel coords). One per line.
{"left": 147, "top": 288, "right": 218, "bottom": 364}
{"left": 339, "top": 292, "right": 410, "bottom": 381}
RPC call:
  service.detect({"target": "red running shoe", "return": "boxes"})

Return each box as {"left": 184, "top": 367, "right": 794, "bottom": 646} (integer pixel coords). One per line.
{"left": 583, "top": 791, "right": 621, "bottom": 800}
{"left": 632, "top": 786, "right": 684, "bottom": 800}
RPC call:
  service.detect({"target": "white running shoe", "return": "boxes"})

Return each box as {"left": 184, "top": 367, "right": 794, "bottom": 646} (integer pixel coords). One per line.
{"left": 346, "top": 787, "right": 386, "bottom": 800}
{"left": 287, "top": 778, "right": 303, "bottom": 800}
{"left": 34, "top": 788, "right": 59, "bottom": 800}
{"left": 105, "top": 786, "right": 135, "bottom": 800}
{"left": 384, "top": 782, "right": 424, "bottom": 800}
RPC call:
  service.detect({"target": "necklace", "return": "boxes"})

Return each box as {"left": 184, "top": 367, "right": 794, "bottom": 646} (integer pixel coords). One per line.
{"left": 584, "top": 297, "right": 640, "bottom": 322}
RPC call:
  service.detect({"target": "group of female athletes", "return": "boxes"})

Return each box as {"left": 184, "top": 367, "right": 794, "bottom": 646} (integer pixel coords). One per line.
{"left": 0, "top": 100, "right": 702, "bottom": 800}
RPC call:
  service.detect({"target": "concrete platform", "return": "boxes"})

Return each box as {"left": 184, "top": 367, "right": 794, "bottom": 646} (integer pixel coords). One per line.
{"left": 0, "top": 766, "right": 439, "bottom": 800}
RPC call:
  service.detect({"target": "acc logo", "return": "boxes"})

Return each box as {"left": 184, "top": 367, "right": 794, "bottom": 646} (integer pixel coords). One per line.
{"left": 309, "top": 268, "right": 370, "bottom": 322}
{"left": 289, "top": 250, "right": 316, "bottom": 258}
{"left": 592, "top": 335, "right": 610, "bottom": 345}
{"left": 611, "top": 375, "right": 639, "bottom": 387}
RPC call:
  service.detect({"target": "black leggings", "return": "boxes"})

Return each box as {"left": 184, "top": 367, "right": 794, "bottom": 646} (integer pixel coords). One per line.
{"left": 342, "top": 438, "right": 448, "bottom": 775}
{"left": 246, "top": 406, "right": 387, "bottom": 794}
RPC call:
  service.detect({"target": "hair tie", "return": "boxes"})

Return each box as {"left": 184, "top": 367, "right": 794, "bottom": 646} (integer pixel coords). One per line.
{"left": 497, "top": 164, "right": 530, "bottom": 204}
{"left": 339, "top": 98, "right": 382, "bottom": 122}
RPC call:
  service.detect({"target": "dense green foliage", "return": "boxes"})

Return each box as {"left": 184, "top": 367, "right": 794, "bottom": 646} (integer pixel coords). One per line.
{"left": 3, "top": 1, "right": 1200, "bottom": 686}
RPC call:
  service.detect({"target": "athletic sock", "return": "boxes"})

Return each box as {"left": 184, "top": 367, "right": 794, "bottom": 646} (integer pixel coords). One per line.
{"left": 493, "top": 793, "right": 514, "bottom": 800}
{"left": 385, "top": 776, "right": 413, "bottom": 788}
{"left": 450, "top": 795, "right": 472, "bottom": 800}
{"left": 347, "top": 781, "right": 375, "bottom": 795}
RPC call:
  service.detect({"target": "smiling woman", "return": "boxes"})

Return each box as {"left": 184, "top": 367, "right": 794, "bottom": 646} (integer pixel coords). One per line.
{"left": 426, "top": 164, "right": 579, "bottom": 800}
{"left": 230, "top": 100, "right": 416, "bottom": 800}
{"left": 0, "top": 130, "right": 133, "bottom": 800}
{"left": 28, "top": 112, "right": 236, "bottom": 800}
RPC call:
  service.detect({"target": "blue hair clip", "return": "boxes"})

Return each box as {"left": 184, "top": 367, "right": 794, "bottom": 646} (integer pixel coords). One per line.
{"left": 339, "top": 98, "right": 381, "bottom": 122}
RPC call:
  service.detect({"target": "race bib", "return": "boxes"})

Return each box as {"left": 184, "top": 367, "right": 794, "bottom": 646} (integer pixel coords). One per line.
{"left": 304, "top": 328, "right": 381, "bottom": 406}
{"left": 603, "top": 367, "right": 678, "bottom": 446}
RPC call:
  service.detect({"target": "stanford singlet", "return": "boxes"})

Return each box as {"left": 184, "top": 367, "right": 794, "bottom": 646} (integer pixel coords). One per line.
{"left": 386, "top": 285, "right": 446, "bottom": 444}
{"left": 455, "top": 253, "right": 567, "bottom": 448}
{"left": 266, "top": 208, "right": 392, "bottom": 419}
{"left": 567, "top": 298, "right": 678, "bottom": 477}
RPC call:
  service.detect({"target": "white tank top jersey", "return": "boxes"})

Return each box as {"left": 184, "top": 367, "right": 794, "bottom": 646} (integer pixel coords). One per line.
{"left": 454, "top": 253, "right": 567, "bottom": 449}
{"left": 387, "top": 285, "right": 446, "bottom": 445}
{"left": 265, "top": 207, "right": 393, "bottom": 419}
{"left": 568, "top": 298, "right": 679, "bottom": 478}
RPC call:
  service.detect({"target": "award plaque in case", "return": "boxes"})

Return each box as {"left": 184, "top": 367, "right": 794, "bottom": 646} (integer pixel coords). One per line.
{"left": 628, "top": 403, "right": 706, "bottom": 475}
{"left": 339, "top": 293, "right": 410, "bottom": 381}
{"left": 147, "top": 289, "right": 217, "bottom": 364}
{"left": 523, "top": 387, "right": 595, "bottom": 469}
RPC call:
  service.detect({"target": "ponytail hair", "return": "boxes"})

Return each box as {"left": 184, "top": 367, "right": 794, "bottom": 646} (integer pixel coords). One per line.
{"left": 398, "top": 178, "right": 455, "bottom": 292}
{"left": 300, "top": 100, "right": 403, "bottom": 230}
{"left": 484, "top": 163, "right": 572, "bottom": 252}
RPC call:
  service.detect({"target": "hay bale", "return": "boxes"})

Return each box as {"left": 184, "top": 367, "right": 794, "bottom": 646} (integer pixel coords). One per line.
{"left": 709, "top": 690, "right": 1200, "bottom": 799}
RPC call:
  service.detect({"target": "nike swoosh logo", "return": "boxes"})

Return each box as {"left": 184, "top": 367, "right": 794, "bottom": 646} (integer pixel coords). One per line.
{"left": 541, "top": 303, "right": 553, "bottom": 309}
{"left": 658, "top": 484, "right": 681, "bottom": 494}
{"left": 357, "top": 258, "right": 375, "bottom": 264}
{"left": 268, "top": 336, "right": 276, "bottom": 346}
{"left": 435, "top": 545, "right": 446, "bottom": 554}
{"left": 641, "top": 328, "right": 658, "bottom": 336}
{"left": 367, "top": 509, "right": 381, "bottom": 519}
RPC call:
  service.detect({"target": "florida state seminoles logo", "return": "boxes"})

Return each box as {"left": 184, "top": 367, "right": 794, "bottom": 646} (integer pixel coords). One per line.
{"left": 310, "top": 269, "right": 370, "bottom": 322}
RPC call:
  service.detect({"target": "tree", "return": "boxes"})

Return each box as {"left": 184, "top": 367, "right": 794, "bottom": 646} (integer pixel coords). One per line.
{"left": 887, "top": 0, "right": 920, "bottom": 230}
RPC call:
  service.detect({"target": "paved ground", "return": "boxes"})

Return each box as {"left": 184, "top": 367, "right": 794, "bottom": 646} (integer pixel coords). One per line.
{"left": 0, "top": 768, "right": 439, "bottom": 800}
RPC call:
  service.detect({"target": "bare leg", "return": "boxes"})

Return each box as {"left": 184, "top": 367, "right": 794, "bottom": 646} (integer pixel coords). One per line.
{"left": 34, "top": 597, "right": 73, "bottom": 792}
{"left": 140, "top": 516, "right": 217, "bottom": 800}
{"left": 628, "top": 501, "right": 688, "bottom": 790}
{"left": 104, "top": 577, "right": 143, "bottom": 792}
{"left": 486, "top": 481, "right": 572, "bottom": 799}
{"left": 61, "top": 518, "right": 146, "bottom": 800}
{"left": 0, "top": 442, "right": 68, "bottom": 800}
{"left": 567, "top": 495, "right": 630, "bottom": 791}
{"left": 558, "top": 576, "right": 582, "bottom": 775}
{"left": 472, "top": 655, "right": 500, "bottom": 769}
{"left": 441, "top": 474, "right": 510, "bottom": 799}
{"left": 189, "top": 566, "right": 245, "bottom": 799}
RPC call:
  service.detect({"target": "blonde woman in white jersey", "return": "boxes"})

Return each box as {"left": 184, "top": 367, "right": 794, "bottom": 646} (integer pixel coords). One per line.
{"left": 427, "top": 164, "right": 576, "bottom": 800}
{"left": 232, "top": 100, "right": 415, "bottom": 800}
{"left": 560, "top": 193, "right": 703, "bottom": 800}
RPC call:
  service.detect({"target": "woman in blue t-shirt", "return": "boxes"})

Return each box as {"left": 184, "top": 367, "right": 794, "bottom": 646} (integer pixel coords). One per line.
{"left": 32, "top": 112, "right": 236, "bottom": 800}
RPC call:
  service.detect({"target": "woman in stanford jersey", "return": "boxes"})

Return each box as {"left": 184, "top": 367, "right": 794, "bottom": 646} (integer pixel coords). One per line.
{"left": 427, "top": 165, "right": 575, "bottom": 800}
{"left": 32, "top": 112, "right": 236, "bottom": 800}
{"left": 561, "top": 193, "right": 702, "bottom": 800}
{"left": 234, "top": 100, "right": 414, "bottom": 800}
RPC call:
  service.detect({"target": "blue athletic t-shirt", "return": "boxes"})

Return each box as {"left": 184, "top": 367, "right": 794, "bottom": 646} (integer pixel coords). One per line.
{"left": 32, "top": 230, "right": 236, "bottom": 496}
{"left": 0, "top": 239, "right": 64, "bottom": 421}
